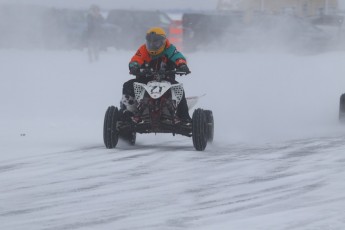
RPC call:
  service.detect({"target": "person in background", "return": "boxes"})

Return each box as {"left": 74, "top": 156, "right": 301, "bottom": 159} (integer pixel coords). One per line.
{"left": 86, "top": 4, "right": 104, "bottom": 62}
{"left": 121, "top": 27, "right": 192, "bottom": 124}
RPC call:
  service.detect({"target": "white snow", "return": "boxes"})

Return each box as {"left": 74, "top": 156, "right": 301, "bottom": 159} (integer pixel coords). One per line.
{"left": 1, "top": 48, "right": 345, "bottom": 230}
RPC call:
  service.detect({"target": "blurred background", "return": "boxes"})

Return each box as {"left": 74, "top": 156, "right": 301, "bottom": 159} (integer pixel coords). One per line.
{"left": 0, "top": 0, "right": 344, "bottom": 53}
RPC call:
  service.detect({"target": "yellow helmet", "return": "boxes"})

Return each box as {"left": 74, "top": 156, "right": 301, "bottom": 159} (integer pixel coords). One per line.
{"left": 146, "top": 27, "right": 167, "bottom": 56}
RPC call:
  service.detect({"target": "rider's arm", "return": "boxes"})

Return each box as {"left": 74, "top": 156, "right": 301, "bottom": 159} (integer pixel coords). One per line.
{"left": 164, "top": 40, "right": 190, "bottom": 74}
{"left": 130, "top": 44, "right": 151, "bottom": 66}
{"left": 164, "top": 40, "right": 187, "bottom": 67}
{"left": 129, "top": 45, "right": 152, "bottom": 76}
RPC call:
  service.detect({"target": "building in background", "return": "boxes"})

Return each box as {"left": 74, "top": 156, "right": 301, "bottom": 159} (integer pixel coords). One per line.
{"left": 217, "top": 0, "right": 339, "bottom": 17}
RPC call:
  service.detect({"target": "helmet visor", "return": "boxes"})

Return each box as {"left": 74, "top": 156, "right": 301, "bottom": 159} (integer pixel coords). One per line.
{"left": 146, "top": 33, "right": 165, "bottom": 51}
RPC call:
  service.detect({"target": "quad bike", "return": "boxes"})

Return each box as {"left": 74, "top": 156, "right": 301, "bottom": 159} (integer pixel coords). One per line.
{"left": 103, "top": 68, "right": 214, "bottom": 151}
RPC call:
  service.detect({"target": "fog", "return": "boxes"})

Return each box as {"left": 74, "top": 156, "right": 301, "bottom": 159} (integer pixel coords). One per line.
{"left": 0, "top": 3, "right": 344, "bottom": 53}
{"left": 0, "top": 0, "right": 219, "bottom": 10}
{"left": 2, "top": 0, "right": 345, "bottom": 10}
{"left": 1, "top": 45, "right": 345, "bottom": 230}
{"left": 209, "top": 15, "right": 339, "bottom": 53}
{"left": 2, "top": 3, "right": 343, "bottom": 141}
{"left": 2, "top": 2, "right": 345, "bottom": 230}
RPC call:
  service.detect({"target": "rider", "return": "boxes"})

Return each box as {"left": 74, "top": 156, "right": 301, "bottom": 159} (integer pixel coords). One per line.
{"left": 121, "top": 27, "right": 191, "bottom": 123}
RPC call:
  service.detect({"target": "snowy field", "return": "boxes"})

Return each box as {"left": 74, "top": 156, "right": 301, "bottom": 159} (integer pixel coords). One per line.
{"left": 1, "top": 49, "right": 345, "bottom": 230}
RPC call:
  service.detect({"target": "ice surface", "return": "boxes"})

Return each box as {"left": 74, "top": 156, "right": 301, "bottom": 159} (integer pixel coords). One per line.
{"left": 1, "top": 48, "right": 345, "bottom": 229}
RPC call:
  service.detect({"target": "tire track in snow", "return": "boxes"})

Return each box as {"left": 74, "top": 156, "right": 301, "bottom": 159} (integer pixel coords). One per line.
{"left": 1, "top": 135, "right": 345, "bottom": 229}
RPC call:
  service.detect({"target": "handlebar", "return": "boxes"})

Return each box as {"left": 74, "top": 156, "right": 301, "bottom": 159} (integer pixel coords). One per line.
{"left": 132, "top": 68, "right": 188, "bottom": 80}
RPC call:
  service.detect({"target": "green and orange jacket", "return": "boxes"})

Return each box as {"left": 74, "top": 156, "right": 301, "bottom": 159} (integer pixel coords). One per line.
{"left": 129, "top": 39, "right": 187, "bottom": 71}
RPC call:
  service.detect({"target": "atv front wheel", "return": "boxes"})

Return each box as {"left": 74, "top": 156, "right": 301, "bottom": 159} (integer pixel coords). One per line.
{"left": 192, "top": 108, "right": 208, "bottom": 151}
{"left": 103, "top": 106, "right": 120, "bottom": 148}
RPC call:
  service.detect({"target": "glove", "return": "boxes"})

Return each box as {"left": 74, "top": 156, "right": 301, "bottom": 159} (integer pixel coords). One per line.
{"left": 176, "top": 64, "right": 191, "bottom": 75}
{"left": 129, "top": 62, "right": 140, "bottom": 75}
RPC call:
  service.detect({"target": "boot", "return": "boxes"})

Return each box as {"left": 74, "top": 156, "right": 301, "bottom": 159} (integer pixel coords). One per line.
{"left": 120, "top": 94, "right": 138, "bottom": 122}
{"left": 177, "top": 96, "right": 192, "bottom": 124}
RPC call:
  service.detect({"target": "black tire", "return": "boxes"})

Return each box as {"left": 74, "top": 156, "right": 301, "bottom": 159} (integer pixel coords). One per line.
{"left": 103, "top": 106, "right": 119, "bottom": 149}
{"left": 192, "top": 108, "right": 208, "bottom": 151}
{"left": 340, "top": 93, "right": 345, "bottom": 123}
{"left": 204, "top": 110, "right": 214, "bottom": 143}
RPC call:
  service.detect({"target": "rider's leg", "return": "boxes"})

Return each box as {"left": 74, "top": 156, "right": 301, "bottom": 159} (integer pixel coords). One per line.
{"left": 169, "top": 79, "right": 192, "bottom": 122}
{"left": 87, "top": 39, "right": 94, "bottom": 62}
{"left": 121, "top": 79, "right": 138, "bottom": 114}
{"left": 177, "top": 92, "right": 192, "bottom": 121}
{"left": 121, "top": 78, "right": 151, "bottom": 114}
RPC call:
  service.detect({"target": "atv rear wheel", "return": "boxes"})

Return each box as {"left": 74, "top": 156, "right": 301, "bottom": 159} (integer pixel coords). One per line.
{"left": 103, "top": 106, "right": 120, "bottom": 148}
{"left": 340, "top": 94, "right": 345, "bottom": 123}
{"left": 192, "top": 108, "right": 208, "bottom": 151}
{"left": 204, "top": 110, "right": 214, "bottom": 143}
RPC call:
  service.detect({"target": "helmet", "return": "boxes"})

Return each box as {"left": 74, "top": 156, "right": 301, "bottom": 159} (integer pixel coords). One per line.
{"left": 146, "top": 27, "right": 167, "bottom": 56}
